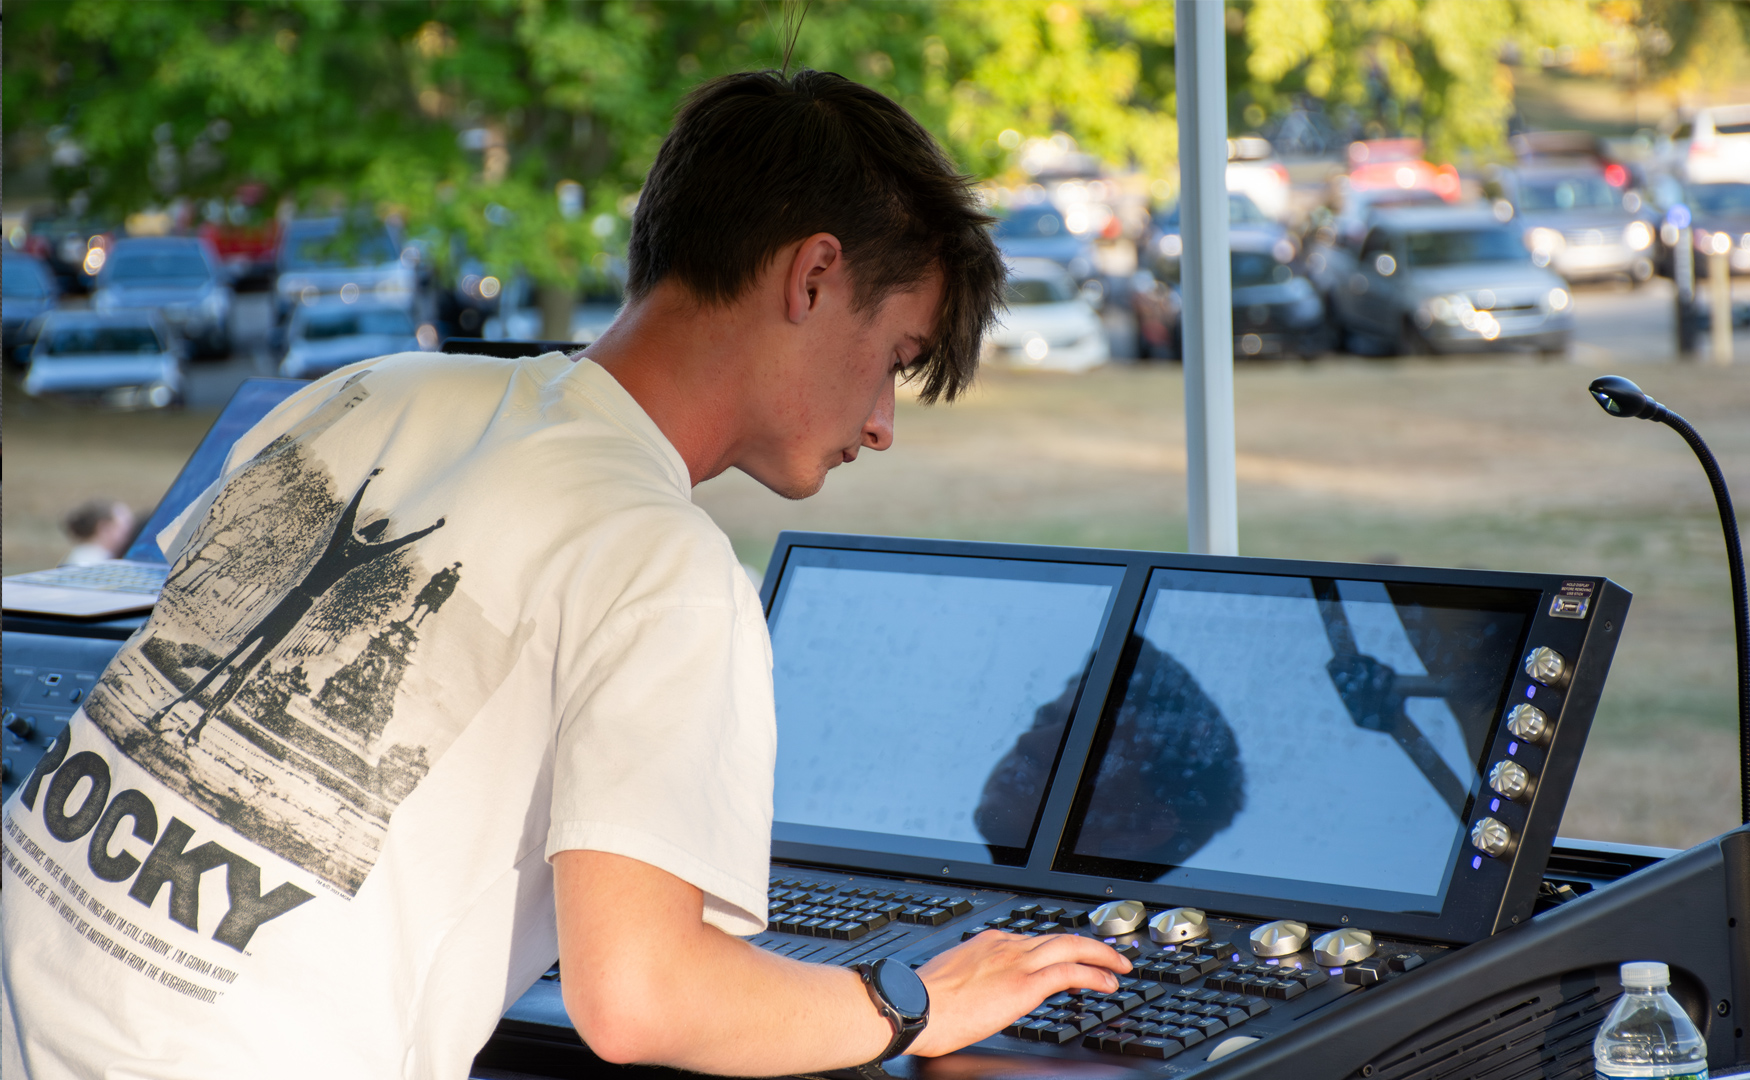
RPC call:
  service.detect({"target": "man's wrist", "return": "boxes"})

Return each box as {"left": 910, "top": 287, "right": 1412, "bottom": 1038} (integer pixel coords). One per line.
{"left": 856, "top": 959, "right": 930, "bottom": 1063}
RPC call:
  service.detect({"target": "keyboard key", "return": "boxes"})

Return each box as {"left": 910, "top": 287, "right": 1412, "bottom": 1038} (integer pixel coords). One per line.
{"left": 1243, "top": 999, "right": 1273, "bottom": 1017}
{"left": 1035, "top": 907, "right": 1065, "bottom": 923}
{"left": 1137, "top": 982, "right": 1167, "bottom": 1002}
{"left": 1021, "top": 1020, "right": 1056, "bottom": 1041}
{"left": 1126, "top": 1036, "right": 1179, "bottom": 1059}
{"left": 1059, "top": 909, "right": 1090, "bottom": 927}
{"left": 1098, "top": 1032, "right": 1136, "bottom": 1055}
{"left": 946, "top": 898, "right": 974, "bottom": 916}
{"left": 1296, "top": 966, "right": 1330, "bottom": 987}
{"left": 1171, "top": 1026, "right": 1206, "bottom": 1048}
{"left": 1044, "top": 992, "right": 1076, "bottom": 1008}
{"left": 1040, "top": 1024, "right": 1079, "bottom": 1045}
{"left": 1034, "top": 922, "right": 1066, "bottom": 935}
{"left": 1007, "top": 919, "right": 1037, "bottom": 933}
{"left": 1012, "top": 904, "right": 1040, "bottom": 919}
{"left": 1219, "top": 1007, "right": 1250, "bottom": 1027}
{"left": 1387, "top": 953, "right": 1426, "bottom": 973}
{"left": 1263, "top": 979, "right": 1305, "bottom": 1000}
{"left": 1188, "top": 1017, "right": 1227, "bottom": 1038}
{"left": 918, "top": 907, "right": 952, "bottom": 926}
{"left": 1114, "top": 943, "right": 1141, "bottom": 961}
{"left": 1069, "top": 1013, "right": 1103, "bottom": 1033}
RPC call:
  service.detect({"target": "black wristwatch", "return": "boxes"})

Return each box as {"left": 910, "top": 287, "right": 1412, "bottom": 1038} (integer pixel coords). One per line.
{"left": 856, "top": 958, "right": 930, "bottom": 1063}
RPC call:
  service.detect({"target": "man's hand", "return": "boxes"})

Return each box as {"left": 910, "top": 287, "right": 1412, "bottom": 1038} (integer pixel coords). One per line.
{"left": 909, "top": 930, "right": 1131, "bottom": 1057}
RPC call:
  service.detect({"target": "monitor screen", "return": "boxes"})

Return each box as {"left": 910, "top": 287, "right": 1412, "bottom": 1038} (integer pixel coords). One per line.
{"left": 125, "top": 378, "right": 306, "bottom": 563}
{"left": 1057, "top": 568, "right": 1536, "bottom": 912}
{"left": 768, "top": 547, "right": 1123, "bottom": 865}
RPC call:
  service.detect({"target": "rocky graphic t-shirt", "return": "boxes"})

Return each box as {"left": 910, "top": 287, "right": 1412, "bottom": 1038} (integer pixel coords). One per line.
{"left": 1, "top": 354, "right": 777, "bottom": 1080}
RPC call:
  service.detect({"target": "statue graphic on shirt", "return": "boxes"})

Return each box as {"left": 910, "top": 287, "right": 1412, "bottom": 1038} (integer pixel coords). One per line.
{"left": 148, "top": 469, "right": 445, "bottom": 745}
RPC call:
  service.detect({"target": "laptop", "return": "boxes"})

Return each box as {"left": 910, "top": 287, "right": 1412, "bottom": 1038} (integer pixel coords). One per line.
{"left": 3, "top": 378, "right": 306, "bottom": 619}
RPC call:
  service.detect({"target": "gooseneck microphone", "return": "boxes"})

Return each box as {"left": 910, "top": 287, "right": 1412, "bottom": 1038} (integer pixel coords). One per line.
{"left": 1589, "top": 375, "right": 1749, "bottom": 825}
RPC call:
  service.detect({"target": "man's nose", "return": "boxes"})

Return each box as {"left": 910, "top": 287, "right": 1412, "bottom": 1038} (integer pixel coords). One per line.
{"left": 862, "top": 378, "right": 896, "bottom": 451}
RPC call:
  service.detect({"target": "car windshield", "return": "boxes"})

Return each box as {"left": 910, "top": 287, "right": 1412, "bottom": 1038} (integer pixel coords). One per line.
{"left": 1403, "top": 228, "right": 1527, "bottom": 267}
{"left": 300, "top": 309, "right": 415, "bottom": 340}
{"left": 105, "top": 249, "right": 211, "bottom": 284}
{"left": 1689, "top": 183, "right": 1750, "bottom": 214}
{"left": 995, "top": 209, "right": 1066, "bottom": 239}
{"left": 1520, "top": 175, "right": 1618, "bottom": 211}
{"left": 45, "top": 325, "right": 162, "bottom": 355}
{"left": 1233, "top": 253, "right": 1294, "bottom": 287}
{"left": 283, "top": 224, "right": 399, "bottom": 269}
{"left": 1004, "top": 275, "right": 1076, "bottom": 305}
{"left": 3, "top": 259, "right": 51, "bottom": 298}
{"left": 1156, "top": 194, "right": 1270, "bottom": 229}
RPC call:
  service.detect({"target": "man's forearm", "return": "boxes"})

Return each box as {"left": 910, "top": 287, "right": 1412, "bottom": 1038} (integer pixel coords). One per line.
{"left": 554, "top": 850, "right": 893, "bottom": 1075}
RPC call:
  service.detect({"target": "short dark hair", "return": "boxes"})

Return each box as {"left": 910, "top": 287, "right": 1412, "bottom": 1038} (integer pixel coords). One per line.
{"left": 64, "top": 499, "right": 122, "bottom": 541}
{"left": 628, "top": 69, "right": 1003, "bottom": 403}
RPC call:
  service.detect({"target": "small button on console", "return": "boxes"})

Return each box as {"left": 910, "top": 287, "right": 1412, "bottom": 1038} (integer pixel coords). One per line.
{"left": 1247, "top": 920, "right": 1308, "bottom": 957}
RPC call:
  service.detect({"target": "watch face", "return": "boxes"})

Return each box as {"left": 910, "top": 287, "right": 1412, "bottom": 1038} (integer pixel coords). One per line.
{"left": 873, "top": 959, "right": 930, "bottom": 1020}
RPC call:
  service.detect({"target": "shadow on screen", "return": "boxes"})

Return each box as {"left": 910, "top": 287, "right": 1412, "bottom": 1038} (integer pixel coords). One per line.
{"left": 976, "top": 640, "right": 1245, "bottom": 864}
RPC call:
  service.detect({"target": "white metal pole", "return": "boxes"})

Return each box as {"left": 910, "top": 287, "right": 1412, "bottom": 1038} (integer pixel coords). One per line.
{"left": 1175, "top": 0, "right": 1238, "bottom": 556}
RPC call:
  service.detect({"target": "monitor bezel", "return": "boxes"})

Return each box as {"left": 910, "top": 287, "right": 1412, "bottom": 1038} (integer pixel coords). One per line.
{"left": 762, "top": 531, "right": 1626, "bottom": 945}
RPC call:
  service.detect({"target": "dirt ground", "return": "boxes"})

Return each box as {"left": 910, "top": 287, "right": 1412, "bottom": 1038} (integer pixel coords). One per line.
{"left": 5, "top": 355, "right": 1745, "bottom": 850}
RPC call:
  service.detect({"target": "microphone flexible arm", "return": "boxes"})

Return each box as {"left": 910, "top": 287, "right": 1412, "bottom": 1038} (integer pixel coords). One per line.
{"left": 1589, "top": 376, "right": 1750, "bottom": 825}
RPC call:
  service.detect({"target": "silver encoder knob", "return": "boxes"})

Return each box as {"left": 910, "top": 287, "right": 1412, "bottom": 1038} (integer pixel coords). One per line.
{"left": 1505, "top": 704, "right": 1550, "bottom": 744}
{"left": 1088, "top": 899, "right": 1148, "bottom": 936}
{"left": 1148, "top": 907, "right": 1209, "bottom": 944}
{"left": 1248, "top": 919, "right": 1309, "bottom": 957}
{"left": 1470, "top": 817, "right": 1515, "bottom": 858}
{"left": 1523, "top": 646, "right": 1568, "bottom": 687}
{"left": 1311, "top": 928, "right": 1375, "bottom": 967}
{"left": 1488, "top": 760, "right": 1534, "bottom": 801}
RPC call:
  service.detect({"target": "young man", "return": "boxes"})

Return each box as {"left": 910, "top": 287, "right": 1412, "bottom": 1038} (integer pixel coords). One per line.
{"left": 1, "top": 70, "right": 1127, "bottom": 1080}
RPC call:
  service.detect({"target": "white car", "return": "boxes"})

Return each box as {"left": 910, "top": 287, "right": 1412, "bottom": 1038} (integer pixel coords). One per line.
{"left": 281, "top": 304, "right": 423, "bottom": 380}
{"left": 985, "top": 258, "right": 1109, "bottom": 372}
{"left": 1685, "top": 104, "right": 1750, "bottom": 185}
{"left": 24, "top": 311, "right": 183, "bottom": 408}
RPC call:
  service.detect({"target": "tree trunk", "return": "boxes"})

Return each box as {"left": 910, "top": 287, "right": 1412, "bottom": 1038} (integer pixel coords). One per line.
{"left": 540, "top": 280, "right": 577, "bottom": 342}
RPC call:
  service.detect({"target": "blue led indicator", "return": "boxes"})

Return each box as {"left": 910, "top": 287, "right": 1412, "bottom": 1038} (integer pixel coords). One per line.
{"left": 1472, "top": 855, "right": 1483, "bottom": 870}
{"left": 1508, "top": 741, "right": 1519, "bottom": 755}
{"left": 1232, "top": 953, "right": 1242, "bottom": 963}
{"left": 1490, "top": 798, "right": 1501, "bottom": 812}
{"left": 1526, "top": 685, "right": 1537, "bottom": 699}
{"left": 1329, "top": 968, "right": 1344, "bottom": 977}
{"left": 1265, "top": 958, "right": 1279, "bottom": 966}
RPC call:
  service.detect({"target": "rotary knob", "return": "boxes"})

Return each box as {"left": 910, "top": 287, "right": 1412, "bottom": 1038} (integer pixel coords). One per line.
{"left": 4, "top": 713, "right": 34, "bottom": 739}
{"left": 1470, "top": 817, "right": 1515, "bottom": 858}
{"left": 1505, "top": 704, "right": 1550, "bottom": 744}
{"left": 1311, "top": 928, "right": 1375, "bottom": 967}
{"left": 1488, "top": 760, "right": 1534, "bottom": 801}
{"left": 1248, "top": 919, "right": 1309, "bottom": 957}
{"left": 1088, "top": 899, "right": 1148, "bottom": 936}
{"left": 1148, "top": 906, "right": 1209, "bottom": 944}
{"left": 1523, "top": 647, "right": 1568, "bottom": 688}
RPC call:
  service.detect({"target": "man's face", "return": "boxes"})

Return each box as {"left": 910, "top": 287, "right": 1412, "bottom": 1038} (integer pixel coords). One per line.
{"left": 739, "top": 271, "right": 943, "bottom": 500}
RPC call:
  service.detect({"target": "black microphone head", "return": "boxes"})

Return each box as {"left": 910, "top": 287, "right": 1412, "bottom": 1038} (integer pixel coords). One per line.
{"left": 1589, "top": 375, "right": 1659, "bottom": 420}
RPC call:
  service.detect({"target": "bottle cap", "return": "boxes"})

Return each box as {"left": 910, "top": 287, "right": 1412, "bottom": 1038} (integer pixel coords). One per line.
{"left": 1620, "top": 961, "right": 1669, "bottom": 988}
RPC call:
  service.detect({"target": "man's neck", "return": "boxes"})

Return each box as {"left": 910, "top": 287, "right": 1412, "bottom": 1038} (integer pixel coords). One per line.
{"left": 582, "top": 283, "right": 764, "bottom": 488}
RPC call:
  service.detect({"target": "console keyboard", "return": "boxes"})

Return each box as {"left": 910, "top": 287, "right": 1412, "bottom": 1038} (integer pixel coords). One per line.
{"left": 766, "top": 878, "right": 976, "bottom": 941}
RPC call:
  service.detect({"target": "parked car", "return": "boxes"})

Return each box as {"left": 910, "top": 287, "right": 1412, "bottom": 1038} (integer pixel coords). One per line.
{"left": 1683, "top": 104, "right": 1750, "bottom": 185}
{"left": 20, "top": 215, "right": 116, "bottom": 294}
{"left": 1343, "top": 138, "right": 1463, "bottom": 202}
{"left": 1498, "top": 166, "right": 1657, "bottom": 284}
{"left": 1225, "top": 136, "right": 1293, "bottom": 222}
{"left": 1146, "top": 192, "right": 1294, "bottom": 280}
{"left": 2, "top": 251, "right": 60, "bottom": 364}
{"left": 992, "top": 204, "right": 1098, "bottom": 280}
{"left": 1152, "top": 236, "right": 1328, "bottom": 361}
{"left": 273, "top": 217, "right": 416, "bottom": 327}
{"left": 23, "top": 311, "right": 183, "bottom": 408}
{"left": 983, "top": 257, "right": 1109, "bottom": 372}
{"left": 1303, "top": 187, "right": 1454, "bottom": 303}
{"left": 1685, "top": 182, "right": 1750, "bottom": 277}
{"left": 280, "top": 303, "right": 423, "bottom": 380}
{"left": 91, "top": 236, "right": 233, "bottom": 358}
{"left": 483, "top": 270, "right": 625, "bottom": 345}
{"left": 1328, "top": 208, "right": 1574, "bottom": 357}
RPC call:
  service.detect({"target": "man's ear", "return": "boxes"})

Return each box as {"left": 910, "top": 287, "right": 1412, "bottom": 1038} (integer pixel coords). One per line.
{"left": 785, "top": 233, "right": 845, "bottom": 324}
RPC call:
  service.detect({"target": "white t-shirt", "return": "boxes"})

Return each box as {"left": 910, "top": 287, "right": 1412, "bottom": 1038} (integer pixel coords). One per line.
{"left": 2, "top": 353, "right": 777, "bottom": 1080}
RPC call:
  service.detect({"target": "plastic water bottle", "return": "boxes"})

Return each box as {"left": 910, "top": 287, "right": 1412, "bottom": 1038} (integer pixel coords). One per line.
{"left": 1593, "top": 962, "right": 1708, "bottom": 1079}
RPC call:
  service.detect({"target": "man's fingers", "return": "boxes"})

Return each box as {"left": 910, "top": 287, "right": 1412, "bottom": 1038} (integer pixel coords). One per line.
{"left": 1029, "top": 960, "right": 1125, "bottom": 996}
{"left": 1019, "top": 933, "right": 1133, "bottom": 974}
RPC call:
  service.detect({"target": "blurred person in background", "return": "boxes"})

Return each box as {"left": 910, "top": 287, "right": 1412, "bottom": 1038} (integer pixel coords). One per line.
{"left": 58, "top": 498, "right": 135, "bottom": 566}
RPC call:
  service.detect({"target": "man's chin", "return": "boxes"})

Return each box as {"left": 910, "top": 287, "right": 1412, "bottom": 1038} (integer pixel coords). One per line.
{"left": 738, "top": 464, "right": 829, "bottom": 501}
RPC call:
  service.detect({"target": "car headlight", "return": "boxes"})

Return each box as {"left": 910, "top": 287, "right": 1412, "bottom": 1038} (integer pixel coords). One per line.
{"left": 200, "top": 288, "right": 226, "bottom": 317}
{"left": 1426, "top": 293, "right": 1474, "bottom": 326}
{"left": 1546, "top": 287, "right": 1570, "bottom": 312}
{"left": 1526, "top": 227, "right": 1566, "bottom": 256}
{"left": 1625, "top": 220, "right": 1654, "bottom": 251}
